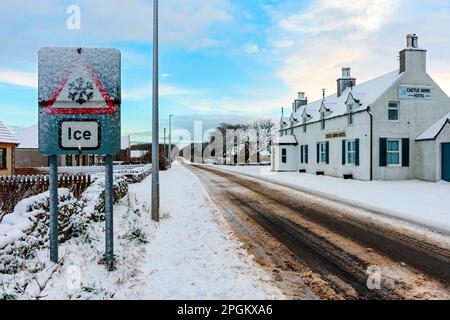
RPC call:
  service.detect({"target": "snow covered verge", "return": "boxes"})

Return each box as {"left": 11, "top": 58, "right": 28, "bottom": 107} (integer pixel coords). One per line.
{"left": 5, "top": 162, "right": 282, "bottom": 300}
{"left": 213, "top": 165, "right": 450, "bottom": 235}
{"left": 0, "top": 167, "right": 152, "bottom": 299}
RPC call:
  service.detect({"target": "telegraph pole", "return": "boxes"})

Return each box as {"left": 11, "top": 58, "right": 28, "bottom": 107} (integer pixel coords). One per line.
{"left": 151, "top": 0, "right": 160, "bottom": 222}
{"left": 169, "top": 114, "right": 173, "bottom": 168}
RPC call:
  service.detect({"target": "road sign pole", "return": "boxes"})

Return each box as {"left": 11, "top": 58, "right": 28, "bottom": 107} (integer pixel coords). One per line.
{"left": 49, "top": 155, "right": 59, "bottom": 263}
{"left": 105, "top": 154, "right": 114, "bottom": 271}
{"left": 152, "top": 0, "right": 160, "bottom": 222}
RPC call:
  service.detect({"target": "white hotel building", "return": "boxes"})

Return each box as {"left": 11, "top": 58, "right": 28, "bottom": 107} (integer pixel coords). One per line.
{"left": 272, "top": 34, "right": 450, "bottom": 182}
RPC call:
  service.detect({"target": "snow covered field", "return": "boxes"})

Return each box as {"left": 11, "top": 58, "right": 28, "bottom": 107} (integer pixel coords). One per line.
{"left": 214, "top": 165, "right": 450, "bottom": 235}
{"left": 19, "top": 162, "right": 282, "bottom": 300}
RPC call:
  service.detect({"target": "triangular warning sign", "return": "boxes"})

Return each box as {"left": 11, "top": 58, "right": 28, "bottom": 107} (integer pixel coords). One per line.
{"left": 43, "top": 60, "right": 116, "bottom": 115}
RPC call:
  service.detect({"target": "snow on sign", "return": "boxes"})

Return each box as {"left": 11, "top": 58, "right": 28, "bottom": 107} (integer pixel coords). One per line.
{"left": 38, "top": 47, "right": 121, "bottom": 155}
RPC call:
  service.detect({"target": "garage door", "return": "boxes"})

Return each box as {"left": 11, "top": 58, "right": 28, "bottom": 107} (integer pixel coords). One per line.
{"left": 442, "top": 143, "right": 450, "bottom": 182}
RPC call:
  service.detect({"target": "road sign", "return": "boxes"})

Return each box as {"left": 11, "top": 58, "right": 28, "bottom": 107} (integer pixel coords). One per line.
{"left": 39, "top": 47, "right": 121, "bottom": 155}
{"left": 38, "top": 47, "right": 120, "bottom": 270}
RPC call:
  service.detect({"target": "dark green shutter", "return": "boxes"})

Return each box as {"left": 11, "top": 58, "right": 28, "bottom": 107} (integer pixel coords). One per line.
{"left": 342, "top": 140, "right": 346, "bottom": 165}
{"left": 305, "top": 145, "right": 309, "bottom": 164}
{"left": 300, "top": 145, "right": 304, "bottom": 163}
{"left": 317, "top": 143, "right": 320, "bottom": 163}
{"left": 355, "top": 139, "right": 360, "bottom": 166}
{"left": 380, "top": 138, "right": 387, "bottom": 167}
{"left": 402, "top": 138, "right": 410, "bottom": 167}
{"left": 326, "top": 141, "right": 330, "bottom": 164}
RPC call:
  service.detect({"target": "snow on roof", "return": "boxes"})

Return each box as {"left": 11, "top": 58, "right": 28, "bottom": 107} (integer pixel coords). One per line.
{"left": 0, "top": 121, "right": 18, "bottom": 145}
{"left": 273, "top": 135, "right": 298, "bottom": 145}
{"left": 16, "top": 124, "right": 38, "bottom": 149}
{"left": 416, "top": 112, "right": 450, "bottom": 141}
{"left": 288, "top": 70, "right": 402, "bottom": 124}
{"left": 16, "top": 124, "right": 130, "bottom": 150}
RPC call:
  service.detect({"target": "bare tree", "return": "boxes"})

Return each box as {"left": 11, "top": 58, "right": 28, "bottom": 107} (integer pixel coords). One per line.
{"left": 250, "top": 119, "right": 276, "bottom": 163}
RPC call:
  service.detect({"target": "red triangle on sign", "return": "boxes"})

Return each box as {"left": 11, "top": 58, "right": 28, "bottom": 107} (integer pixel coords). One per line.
{"left": 42, "top": 59, "right": 117, "bottom": 115}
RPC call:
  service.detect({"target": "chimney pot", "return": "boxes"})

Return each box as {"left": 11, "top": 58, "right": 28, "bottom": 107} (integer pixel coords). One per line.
{"left": 298, "top": 92, "right": 305, "bottom": 100}
{"left": 412, "top": 34, "right": 419, "bottom": 48}
{"left": 342, "top": 67, "right": 351, "bottom": 78}
{"left": 406, "top": 34, "right": 413, "bottom": 47}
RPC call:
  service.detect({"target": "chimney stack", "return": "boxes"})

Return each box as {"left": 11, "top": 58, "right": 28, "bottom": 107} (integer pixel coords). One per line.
{"left": 399, "top": 34, "right": 426, "bottom": 74}
{"left": 294, "top": 92, "right": 308, "bottom": 111}
{"left": 337, "top": 67, "right": 356, "bottom": 97}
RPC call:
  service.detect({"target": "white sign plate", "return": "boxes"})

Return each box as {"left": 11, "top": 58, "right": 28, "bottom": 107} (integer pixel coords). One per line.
{"left": 398, "top": 85, "right": 432, "bottom": 100}
{"left": 59, "top": 120, "right": 100, "bottom": 150}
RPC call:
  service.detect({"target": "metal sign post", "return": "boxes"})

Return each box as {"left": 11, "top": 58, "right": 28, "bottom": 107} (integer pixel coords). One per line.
{"left": 39, "top": 47, "right": 121, "bottom": 270}
{"left": 49, "top": 155, "right": 59, "bottom": 263}
{"left": 105, "top": 154, "right": 114, "bottom": 271}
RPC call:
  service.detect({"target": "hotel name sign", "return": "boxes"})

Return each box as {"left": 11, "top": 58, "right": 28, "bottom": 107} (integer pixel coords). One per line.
{"left": 398, "top": 85, "right": 432, "bottom": 100}
{"left": 326, "top": 131, "right": 346, "bottom": 139}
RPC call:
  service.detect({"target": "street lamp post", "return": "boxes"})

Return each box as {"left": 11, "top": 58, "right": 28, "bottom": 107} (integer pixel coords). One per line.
{"left": 169, "top": 114, "right": 174, "bottom": 168}
{"left": 163, "top": 127, "right": 167, "bottom": 160}
{"left": 151, "top": 0, "right": 159, "bottom": 222}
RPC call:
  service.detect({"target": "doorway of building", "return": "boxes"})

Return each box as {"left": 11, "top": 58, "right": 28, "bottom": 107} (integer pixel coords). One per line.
{"left": 442, "top": 143, "right": 450, "bottom": 182}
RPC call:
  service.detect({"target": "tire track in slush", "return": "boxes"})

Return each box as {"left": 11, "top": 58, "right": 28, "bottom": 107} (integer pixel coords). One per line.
{"left": 189, "top": 164, "right": 450, "bottom": 300}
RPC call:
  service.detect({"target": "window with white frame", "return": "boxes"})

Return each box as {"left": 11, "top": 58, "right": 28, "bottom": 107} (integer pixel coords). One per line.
{"left": 321, "top": 113, "right": 326, "bottom": 130}
{"left": 388, "top": 102, "right": 399, "bottom": 121}
{"left": 282, "top": 148, "right": 287, "bottom": 163}
{"left": 387, "top": 139, "right": 401, "bottom": 166}
{"left": 346, "top": 140, "right": 356, "bottom": 165}
{"left": 319, "top": 142, "right": 327, "bottom": 163}
{"left": 303, "top": 118, "right": 307, "bottom": 133}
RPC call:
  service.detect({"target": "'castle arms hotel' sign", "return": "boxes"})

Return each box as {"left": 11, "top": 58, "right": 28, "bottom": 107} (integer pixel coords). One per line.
{"left": 398, "top": 85, "right": 432, "bottom": 100}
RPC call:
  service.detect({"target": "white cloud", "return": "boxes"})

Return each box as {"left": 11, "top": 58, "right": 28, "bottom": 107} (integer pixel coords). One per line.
{"left": 269, "top": 39, "right": 294, "bottom": 49}
{"left": 0, "top": 69, "right": 37, "bottom": 88}
{"left": 123, "top": 84, "right": 196, "bottom": 101}
{"left": 243, "top": 43, "right": 259, "bottom": 54}
{"left": 161, "top": 73, "right": 173, "bottom": 80}
{"left": 270, "top": 0, "right": 403, "bottom": 101}
{"left": 279, "top": 0, "right": 397, "bottom": 35}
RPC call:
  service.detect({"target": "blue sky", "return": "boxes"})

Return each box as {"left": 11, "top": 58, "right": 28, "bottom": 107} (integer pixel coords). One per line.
{"left": 1, "top": 0, "right": 450, "bottom": 144}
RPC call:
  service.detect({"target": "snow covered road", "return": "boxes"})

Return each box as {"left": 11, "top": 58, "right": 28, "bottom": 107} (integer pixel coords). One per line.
{"left": 26, "top": 162, "right": 282, "bottom": 300}
{"left": 213, "top": 165, "right": 450, "bottom": 235}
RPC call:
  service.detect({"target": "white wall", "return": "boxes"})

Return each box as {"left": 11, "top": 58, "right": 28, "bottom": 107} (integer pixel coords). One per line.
{"left": 272, "top": 144, "right": 298, "bottom": 172}
{"left": 292, "top": 111, "right": 371, "bottom": 180}
{"left": 371, "top": 67, "right": 450, "bottom": 180}
{"left": 416, "top": 124, "right": 450, "bottom": 182}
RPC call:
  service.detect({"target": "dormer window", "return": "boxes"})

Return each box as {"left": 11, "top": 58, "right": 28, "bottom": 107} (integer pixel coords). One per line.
{"left": 303, "top": 117, "right": 307, "bottom": 133}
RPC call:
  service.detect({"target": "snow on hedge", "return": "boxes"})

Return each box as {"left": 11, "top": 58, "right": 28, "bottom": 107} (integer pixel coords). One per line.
{"left": 0, "top": 169, "right": 149, "bottom": 298}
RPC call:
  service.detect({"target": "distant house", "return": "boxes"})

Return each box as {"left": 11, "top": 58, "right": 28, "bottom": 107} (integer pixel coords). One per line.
{"left": 130, "top": 150, "right": 148, "bottom": 164}
{"left": 115, "top": 136, "right": 131, "bottom": 164}
{"left": 0, "top": 121, "right": 19, "bottom": 175}
{"left": 15, "top": 124, "right": 131, "bottom": 168}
